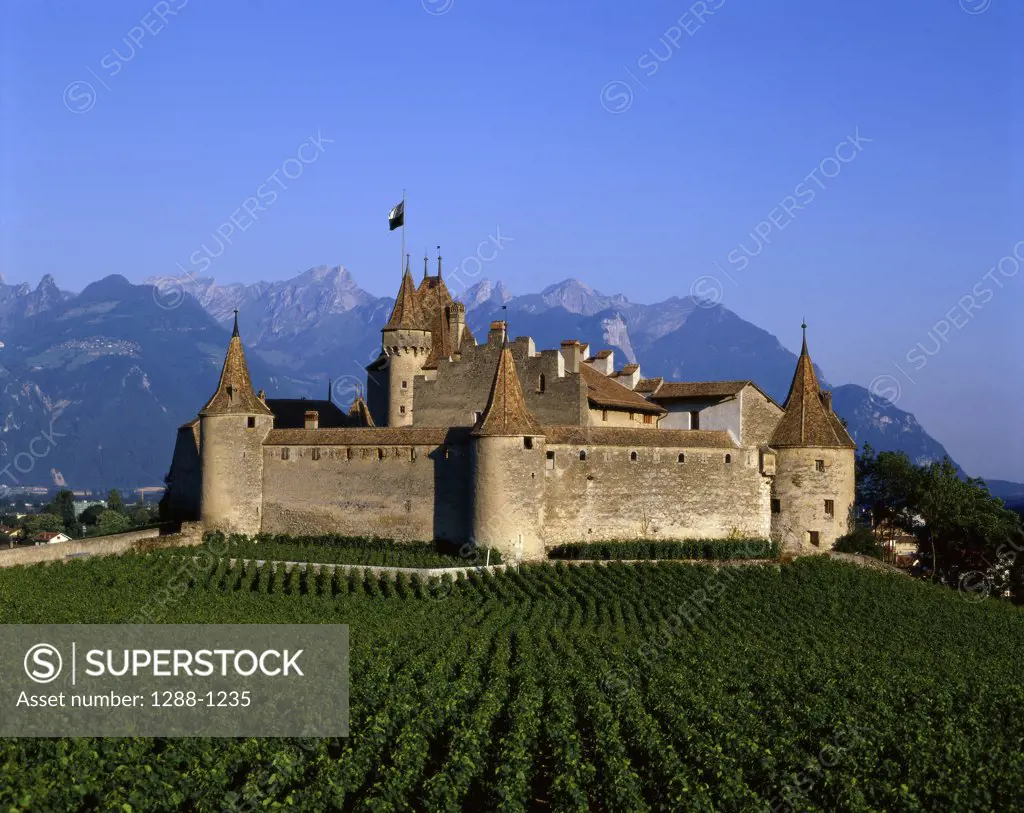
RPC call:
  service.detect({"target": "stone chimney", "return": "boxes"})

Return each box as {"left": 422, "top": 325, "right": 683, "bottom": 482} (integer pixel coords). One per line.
{"left": 304, "top": 410, "right": 319, "bottom": 430}
{"left": 448, "top": 302, "right": 467, "bottom": 351}
{"left": 587, "top": 349, "right": 614, "bottom": 376}
{"left": 620, "top": 363, "right": 641, "bottom": 389}
{"left": 487, "top": 320, "right": 507, "bottom": 347}
{"left": 560, "top": 340, "right": 583, "bottom": 373}
{"left": 821, "top": 391, "right": 833, "bottom": 412}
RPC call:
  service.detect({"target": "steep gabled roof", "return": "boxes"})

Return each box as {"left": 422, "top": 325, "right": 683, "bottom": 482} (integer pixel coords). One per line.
{"left": 200, "top": 315, "right": 273, "bottom": 416}
{"left": 634, "top": 377, "right": 664, "bottom": 394}
{"left": 265, "top": 399, "right": 349, "bottom": 429}
{"left": 473, "top": 344, "right": 542, "bottom": 436}
{"left": 579, "top": 364, "right": 666, "bottom": 415}
{"left": 383, "top": 268, "right": 427, "bottom": 332}
{"left": 770, "top": 330, "right": 855, "bottom": 449}
{"left": 650, "top": 380, "right": 748, "bottom": 400}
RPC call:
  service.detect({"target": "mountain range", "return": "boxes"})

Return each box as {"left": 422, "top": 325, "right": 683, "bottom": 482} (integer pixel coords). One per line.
{"left": 0, "top": 267, "right": 1018, "bottom": 504}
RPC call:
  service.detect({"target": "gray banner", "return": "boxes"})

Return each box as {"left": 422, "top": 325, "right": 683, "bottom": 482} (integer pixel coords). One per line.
{"left": 0, "top": 625, "right": 348, "bottom": 737}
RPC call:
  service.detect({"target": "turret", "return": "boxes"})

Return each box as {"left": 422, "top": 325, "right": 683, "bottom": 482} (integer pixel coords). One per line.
{"left": 769, "top": 324, "right": 856, "bottom": 554}
{"left": 198, "top": 311, "right": 274, "bottom": 535}
{"left": 368, "top": 261, "right": 431, "bottom": 426}
{"left": 470, "top": 342, "right": 546, "bottom": 561}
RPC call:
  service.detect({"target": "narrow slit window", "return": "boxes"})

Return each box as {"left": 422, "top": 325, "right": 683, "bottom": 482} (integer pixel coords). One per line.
{"left": 771, "top": 499, "right": 781, "bottom": 514}
{"left": 725, "top": 453, "right": 732, "bottom": 464}
{"left": 678, "top": 453, "right": 685, "bottom": 463}
{"left": 311, "top": 448, "right": 321, "bottom": 461}
{"left": 281, "top": 448, "right": 290, "bottom": 461}
{"left": 538, "top": 374, "right": 546, "bottom": 393}
{"left": 579, "top": 450, "right": 587, "bottom": 461}
{"left": 630, "top": 451, "right": 638, "bottom": 462}
{"left": 825, "top": 499, "right": 835, "bottom": 518}
{"left": 689, "top": 410, "right": 700, "bottom": 430}
{"left": 815, "top": 459, "right": 825, "bottom": 472}
{"left": 546, "top": 451, "right": 555, "bottom": 470}
{"left": 247, "top": 416, "right": 256, "bottom": 429}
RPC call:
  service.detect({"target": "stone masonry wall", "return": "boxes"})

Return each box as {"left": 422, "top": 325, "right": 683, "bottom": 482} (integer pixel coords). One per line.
{"left": 740, "top": 388, "right": 784, "bottom": 446}
{"left": 260, "top": 442, "right": 472, "bottom": 542}
{"left": 771, "top": 447, "right": 855, "bottom": 553}
{"left": 541, "top": 443, "right": 772, "bottom": 545}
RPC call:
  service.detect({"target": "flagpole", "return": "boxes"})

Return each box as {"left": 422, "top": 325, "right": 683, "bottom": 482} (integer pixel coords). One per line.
{"left": 400, "top": 189, "right": 406, "bottom": 277}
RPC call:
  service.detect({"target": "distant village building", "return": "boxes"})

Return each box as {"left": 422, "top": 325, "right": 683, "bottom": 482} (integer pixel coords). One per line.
{"left": 165, "top": 263, "right": 855, "bottom": 560}
{"left": 34, "top": 531, "right": 71, "bottom": 545}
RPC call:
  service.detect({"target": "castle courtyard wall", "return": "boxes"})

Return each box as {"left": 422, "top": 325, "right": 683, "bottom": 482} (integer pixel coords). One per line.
{"left": 541, "top": 443, "right": 772, "bottom": 545}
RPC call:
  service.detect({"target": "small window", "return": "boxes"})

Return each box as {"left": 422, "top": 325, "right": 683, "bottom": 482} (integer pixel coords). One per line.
{"left": 443, "top": 447, "right": 450, "bottom": 459}
{"left": 725, "top": 454, "right": 732, "bottom": 464}
{"left": 346, "top": 448, "right": 353, "bottom": 460}
{"left": 602, "top": 409, "right": 608, "bottom": 422}
{"left": 825, "top": 499, "right": 835, "bottom": 518}
{"left": 630, "top": 451, "right": 638, "bottom": 462}
{"left": 808, "top": 531, "right": 820, "bottom": 547}
{"left": 247, "top": 416, "right": 256, "bottom": 429}
{"left": 771, "top": 499, "right": 781, "bottom": 514}
{"left": 399, "top": 405, "right": 406, "bottom": 414}
{"left": 281, "top": 447, "right": 290, "bottom": 461}
{"left": 579, "top": 450, "right": 587, "bottom": 461}
{"left": 226, "top": 385, "right": 234, "bottom": 403}
{"left": 524, "top": 437, "right": 533, "bottom": 450}
{"left": 815, "top": 459, "right": 825, "bottom": 472}
{"left": 643, "top": 414, "right": 653, "bottom": 425}
{"left": 678, "top": 453, "right": 685, "bottom": 463}
{"left": 377, "top": 448, "right": 385, "bottom": 460}
{"left": 546, "top": 451, "right": 555, "bottom": 470}
{"left": 538, "top": 374, "right": 546, "bottom": 393}
{"left": 689, "top": 410, "right": 700, "bottom": 430}
{"left": 410, "top": 447, "right": 417, "bottom": 461}
{"left": 401, "top": 380, "right": 408, "bottom": 389}
{"left": 311, "top": 448, "right": 321, "bottom": 461}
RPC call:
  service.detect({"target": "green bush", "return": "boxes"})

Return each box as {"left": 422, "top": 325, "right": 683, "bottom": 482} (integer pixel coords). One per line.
{"left": 834, "top": 526, "right": 887, "bottom": 560}
{"left": 547, "top": 538, "right": 778, "bottom": 561}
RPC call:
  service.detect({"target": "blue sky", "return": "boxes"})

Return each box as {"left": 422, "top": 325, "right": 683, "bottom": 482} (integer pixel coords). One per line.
{"left": 1, "top": 0, "right": 1022, "bottom": 479}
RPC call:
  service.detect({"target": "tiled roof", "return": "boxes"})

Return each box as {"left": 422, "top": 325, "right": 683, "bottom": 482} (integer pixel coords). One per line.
{"left": 633, "top": 377, "right": 664, "bottom": 394}
{"left": 770, "top": 333, "right": 855, "bottom": 449}
{"left": 473, "top": 344, "right": 543, "bottom": 436}
{"left": 200, "top": 321, "right": 273, "bottom": 417}
{"left": 543, "top": 426, "right": 738, "bottom": 449}
{"left": 650, "top": 381, "right": 749, "bottom": 400}
{"left": 593, "top": 350, "right": 613, "bottom": 359}
{"left": 265, "top": 427, "right": 456, "bottom": 446}
{"left": 620, "top": 363, "right": 640, "bottom": 374}
{"left": 265, "top": 399, "right": 350, "bottom": 429}
{"left": 383, "top": 269, "right": 428, "bottom": 331}
{"left": 579, "top": 364, "right": 666, "bottom": 414}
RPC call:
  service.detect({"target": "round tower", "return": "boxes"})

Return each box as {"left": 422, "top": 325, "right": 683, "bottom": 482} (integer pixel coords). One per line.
{"left": 374, "top": 263, "right": 431, "bottom": 427}
{"left": 471, "top": 339, "right": 546, "bottom": 561}
{"left": 769, "top": 325, "right": 856, "bottom": 554}
{"left": 199, "top": 312, "right": 274, "bottom": 535}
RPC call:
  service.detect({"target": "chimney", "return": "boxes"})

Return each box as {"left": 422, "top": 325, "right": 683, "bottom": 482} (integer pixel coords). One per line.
{"left": 488, "top": 320, "right": 507, "bottom": 347}
{"left": 448, "top": 302, "right": 466, "bottom": 351}
{"left": 586, "top": 349, "right": 614, "bottom": 376}
{"left": 560, "top": 340, "right": 583, "bottom": 373}
{"left": 821, "top": 391, "right": 833, "bottom": 412}
{"left": 304, "top": 410, "right": 319, "bottom": 430}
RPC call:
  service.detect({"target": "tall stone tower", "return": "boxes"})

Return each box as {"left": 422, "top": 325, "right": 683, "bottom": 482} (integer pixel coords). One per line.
{"left": 199, "top": 312, "right": 274, "bottom": 535}
{"left": 367, "top": 264, "right": 431, "bottom": 427}
{"left": 471, "top": 338, "right": 547, "bottom": 561}
{"left": 769, "top": 325, "right": 856, "bottom": 553}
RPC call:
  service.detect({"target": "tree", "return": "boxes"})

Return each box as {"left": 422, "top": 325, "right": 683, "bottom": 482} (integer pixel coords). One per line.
{"left": 95, "top": 510, "right": 131, "bottom": 536}
{"left": 23, "top": 513, "right": 65, "bottom": 535}
{"left": 857, "top": 444, "right": 1023, "bottom": 599}
{"left": 44, "top": 489, "right": 78, "bottom": 536}
{"left": 79, "top": 504, "right": 105, "bottom": 526}
{"left": 107, "top": 489, "right": 125, "bottom": 514}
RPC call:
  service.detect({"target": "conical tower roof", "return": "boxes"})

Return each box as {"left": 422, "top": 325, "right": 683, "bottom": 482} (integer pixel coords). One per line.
{"left": 347, "top": 395, "right": 376, "bottom": 427}
{"left": 383, "top": 267, "right": 427, "bottom": 332}
{"left": 200, "top": 312, "right": 273, "bottom": 416}
{"left": 473, "top": 344, "right": 541, "bottom": 437}
{"left": 770, "top": 326, "right": 854, "bottom": 448}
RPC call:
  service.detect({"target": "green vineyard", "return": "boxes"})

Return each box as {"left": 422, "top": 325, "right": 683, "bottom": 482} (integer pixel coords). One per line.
{"left": 1, "top": 553, "right": 1023, "bottom": 811}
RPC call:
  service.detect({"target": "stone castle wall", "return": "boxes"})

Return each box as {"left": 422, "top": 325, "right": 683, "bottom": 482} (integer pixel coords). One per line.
{"left": 260, "top": 441, "right": 471, "bottom": 542}
{"left": 541, "top": 443, "right": 772, "bottom": 544}
{"left": 771, "top": 447, "right": 855, "bottom": 553}
{"left": 200, "top": 413, "right": 272, "bottom": 535}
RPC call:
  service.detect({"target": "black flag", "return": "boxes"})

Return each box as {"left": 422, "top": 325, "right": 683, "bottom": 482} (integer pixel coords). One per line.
{"left": 388, "top": 201, "right": 405, "bottom": 231}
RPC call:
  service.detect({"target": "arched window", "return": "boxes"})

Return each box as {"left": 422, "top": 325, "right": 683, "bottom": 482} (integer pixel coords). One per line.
{"left": 630, "top": 451, "right": 638, "bottom": 462}
{"left": 678, "top": 453, "right": 685, "bottom": 463}
{"left": 538, "top": 373, "right": 546, "bottom": 393}
{"left": 725, "top": 453, "right": 732, "bottom": 464}
{"left": 579, "top": 450, "right": 587, "bottom": 461}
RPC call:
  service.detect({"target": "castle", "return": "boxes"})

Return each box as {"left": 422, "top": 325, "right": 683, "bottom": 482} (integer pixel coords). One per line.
{"left": 165, "top": 261, "right": 855, "bottom": 560}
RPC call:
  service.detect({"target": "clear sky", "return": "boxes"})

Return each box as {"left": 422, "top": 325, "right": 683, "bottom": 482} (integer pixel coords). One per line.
{"left": 1, "top": 0, "right": 1022, "bottom": 480}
